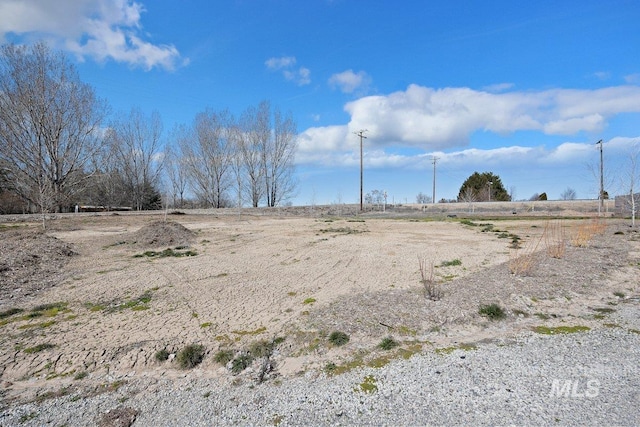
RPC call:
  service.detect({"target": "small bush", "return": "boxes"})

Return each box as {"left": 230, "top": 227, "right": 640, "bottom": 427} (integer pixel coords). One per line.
{"left": 328, "top": 331, "right": 350, "bottom": 346}
{"left": 479, "top": 303, "right": 506, "bottom": 320}
{"left": 440, "top": 259, "right": 462, "bottom": 267}
{"left": 231, "top": 353, "right": 254, "bottom": 374}
{"left": 176, "top": 344, "right": 205, "bottom": 369}
{"left": 249, "top": 340, "right": 273, "bottom": 358}
{"left": 378, "top": 336, "right": 399, "bottom": 350}
{"left": 302, "top": 297, "right": 316, "bottom": 305}
{"left": 419, "top": 257, "right": 442, "bottom": 301}
{"left": 154, "top": 349, "right": 169, "bottom": 362}
{"left": 214, "top": 349, "right": 234, "bottom": 365}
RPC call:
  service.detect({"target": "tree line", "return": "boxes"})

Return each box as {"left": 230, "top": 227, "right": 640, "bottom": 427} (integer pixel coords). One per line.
{"left": 0, "top": 42, "right": 297, "bottom": 214}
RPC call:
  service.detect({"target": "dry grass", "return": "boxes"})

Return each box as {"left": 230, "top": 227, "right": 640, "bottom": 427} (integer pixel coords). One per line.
{"left": 508, "top": 233, "right": 542, "bottom": 276}
{"left": 570, "top": 218, "right": 606, "bottom": 248}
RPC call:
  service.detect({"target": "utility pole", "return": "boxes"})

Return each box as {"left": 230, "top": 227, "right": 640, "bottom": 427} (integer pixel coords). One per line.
{"left": 431, "top": 156, "right": 439, "bottom": 204}
{"left": 596, "top": 139, "right": 604, "bottom": 215}
{"left": 355, "top": 130, "right": 368, "bottom": 211}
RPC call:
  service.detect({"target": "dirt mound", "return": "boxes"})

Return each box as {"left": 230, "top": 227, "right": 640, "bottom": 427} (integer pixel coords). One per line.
{"left": 128, "top": 221, "right": 195, "bottom": 248}
{"left": 0, "top": 229, "right": 76, "bottom": 304}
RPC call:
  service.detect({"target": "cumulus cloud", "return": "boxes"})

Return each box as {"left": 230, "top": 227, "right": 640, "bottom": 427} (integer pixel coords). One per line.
{"left": 338, "top": 84, "right": 640, "bottom": 149}
{"left": 265, "top": 55, "right": 311, "bottom": 86}
{"left": 0, "top": 0, "right": 183, "bottom": 70}
{"left": 295, "top": 84, "right": 640, "bottom": 173}
{"left": 328, "top": 69, "right": 371, "bottom": 94}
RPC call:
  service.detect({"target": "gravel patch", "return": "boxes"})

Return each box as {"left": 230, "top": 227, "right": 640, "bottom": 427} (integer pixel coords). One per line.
{"left": 2, "top": 311, "right": 639, "bottom": 426}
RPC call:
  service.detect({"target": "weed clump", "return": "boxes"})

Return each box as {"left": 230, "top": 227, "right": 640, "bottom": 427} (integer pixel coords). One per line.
{"left": 378, "top": 336, "right": 399, "bottom": 350}
{"left": 214, "top": 349, "right": 235, "bottom": 365}
{"left": 479, "top": 303, "right": 506, "bottom": 320}
{"left": 176, "top": 344, "right": 205, "bottom": 369}
{"left": 154, "top": 349, "right": 170, "bottom": 362}
{"left": 328, "top": 331, "right": 350, "bottom": 346}
{"left": 231, "top": 353, "right": 254, "bottom": 374}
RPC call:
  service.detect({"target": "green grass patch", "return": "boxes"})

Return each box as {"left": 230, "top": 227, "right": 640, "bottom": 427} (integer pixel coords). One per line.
{"left": 533, "top": 325, "right": 590, "bottom": 335}
{"left": 133, "top": 248, "right": 198, "bottom": 258}
{"left": 440, "top": 258, "right": 462, "bottom": 267}
{"left": 479, "top": 303, "right": 506, "bottom": 320}
{"left": 231, "top": 326, "right": 267, "bottom": 336}
{"left": 214, "top": 349, "right": 235, "bottom": 365}
{"left": 155, "top": 349, "right": 170, "bottom": 362}
{"left": 328, "top": 331, "right": 350, "bottom": 347}
{"left": 592, "top": 307, "right": 616, "bottom": 314}
{"left": 302, "top": 297, "right": 316, "bottom": 305}
{"left": 231, "top": 354, "right": 254, "bottom": 374}
{"left": 0, "top": 307, "right": 24, "bottom": 319}
{"left": 378, "top": 336, "right": 399, "bottom": 350}
{"left": 355, "top": 375, "right": 378, "bottom": 394}
{"left": 18, "top": 320, "right": 56, "bottom": 329}
{"left": 24, "top": 343, "right": 56, "bottom": 354}
{"left": 176, "top": 344, "right": 205, "bottom": 369}
{"left": 318, "top": 227, "right": 363, "bottom": 235}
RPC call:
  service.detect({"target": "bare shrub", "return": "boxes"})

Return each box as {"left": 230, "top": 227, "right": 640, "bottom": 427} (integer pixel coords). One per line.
{"left": 544, "top": 220, "right": 567, "bottom": 259}
{"left": 419, "top": 257, "right": 442, "bottom": 301}
{"left": 570, "top": 218, "right": 606, "bottom": 248}
{"left": 508, "top": 234, "right": 542, "bottom": 276}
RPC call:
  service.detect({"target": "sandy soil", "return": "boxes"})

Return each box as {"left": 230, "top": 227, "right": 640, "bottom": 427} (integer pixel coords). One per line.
{"left": 0, "top": 211, "right": 638, "bottom": 404}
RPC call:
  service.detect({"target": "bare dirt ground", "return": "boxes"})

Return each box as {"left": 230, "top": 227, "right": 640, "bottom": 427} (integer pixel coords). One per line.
{"left": 0, "top": 210, "right": 639, "bottom": 407}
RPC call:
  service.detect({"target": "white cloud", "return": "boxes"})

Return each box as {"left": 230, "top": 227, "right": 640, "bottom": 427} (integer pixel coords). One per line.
{"left": 328, "top": 69, "right": 371, "bottom": 94}
{"left": 624, "top": 73, "right": 640, "bottom": 84}
{"left": 337, "top": 84, "right": 640, "bottom": 150}
{"left": 265, "top": 55, "right": 311, "bottom": 86}
{"left": 593, "top": 71, "right": 610, "bottom": 80}
{"left": 482, "top": 82, "right": 514, "bottom": 93}
{"left": 295, "top": 83, "right": 640, "bottom": 177}
{"left": 0, "top": 0, "right": 182, "bottom": 70}
{"left": 265, "top": 56, "right": 296, "bottom": 70}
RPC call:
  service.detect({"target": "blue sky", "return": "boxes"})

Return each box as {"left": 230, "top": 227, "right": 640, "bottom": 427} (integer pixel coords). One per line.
{"left": 1, "top": 0, "right": 639, "bottom": 205}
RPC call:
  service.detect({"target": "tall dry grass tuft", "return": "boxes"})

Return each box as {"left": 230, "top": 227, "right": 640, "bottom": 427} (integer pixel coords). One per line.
{"left": 570, "top": 218, "right": 606, "bottom": 248}
{"left": 419, "top": 256, "right": 442, "bottom": 301}
{"left": 508, "top": 234, "right": 542, "bottom": 276}
{"left": 544, "top": 220, "right": 567, "bottom": 259}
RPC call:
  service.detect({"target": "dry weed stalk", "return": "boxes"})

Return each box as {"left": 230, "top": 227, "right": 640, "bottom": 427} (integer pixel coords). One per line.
{"left": 570, "top": 218, "right": 606, "bottom": 248}
{"left": 544, "top": 220, "right": 567, "bottom": 259}
{"left": 508, "top": 234, "right": 542, "bottom": 276}
{"left": 418, "top": 256, "right": 442, "bottom": 301}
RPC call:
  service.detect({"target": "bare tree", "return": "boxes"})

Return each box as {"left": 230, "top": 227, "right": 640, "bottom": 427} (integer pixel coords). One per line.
{"left": 182, "top": 109, "right": 234, "bottom": 208}
{"left": 238, "top": 103, "right": 267, "bottom": 207}
{"left": 458, "top": 186, "right": 477, "bottom": 213}
{"left": 621, "top": 143, "right": 640, "bottom": 227}
{"left": 416, "top": 192, "right": 432, "bottom": 204}
{"left": 164, "top": 130, "right": 190, "bottom": 209}
{"left": 265, "top": 107, "right": 297, "bottom": 206}
{"left": 105, "top": 108, "right": 164, "bottom": 210}
{"left": 560, "top": 187, "right": 577, "bottom": 200}
{"left": 0, "top": 42, "right": 108, "bottom": 214}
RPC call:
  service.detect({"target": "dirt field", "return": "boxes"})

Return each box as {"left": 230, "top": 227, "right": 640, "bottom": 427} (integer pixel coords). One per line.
{"left": 0, "top": 210, "right": 638, "bottom": 404}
